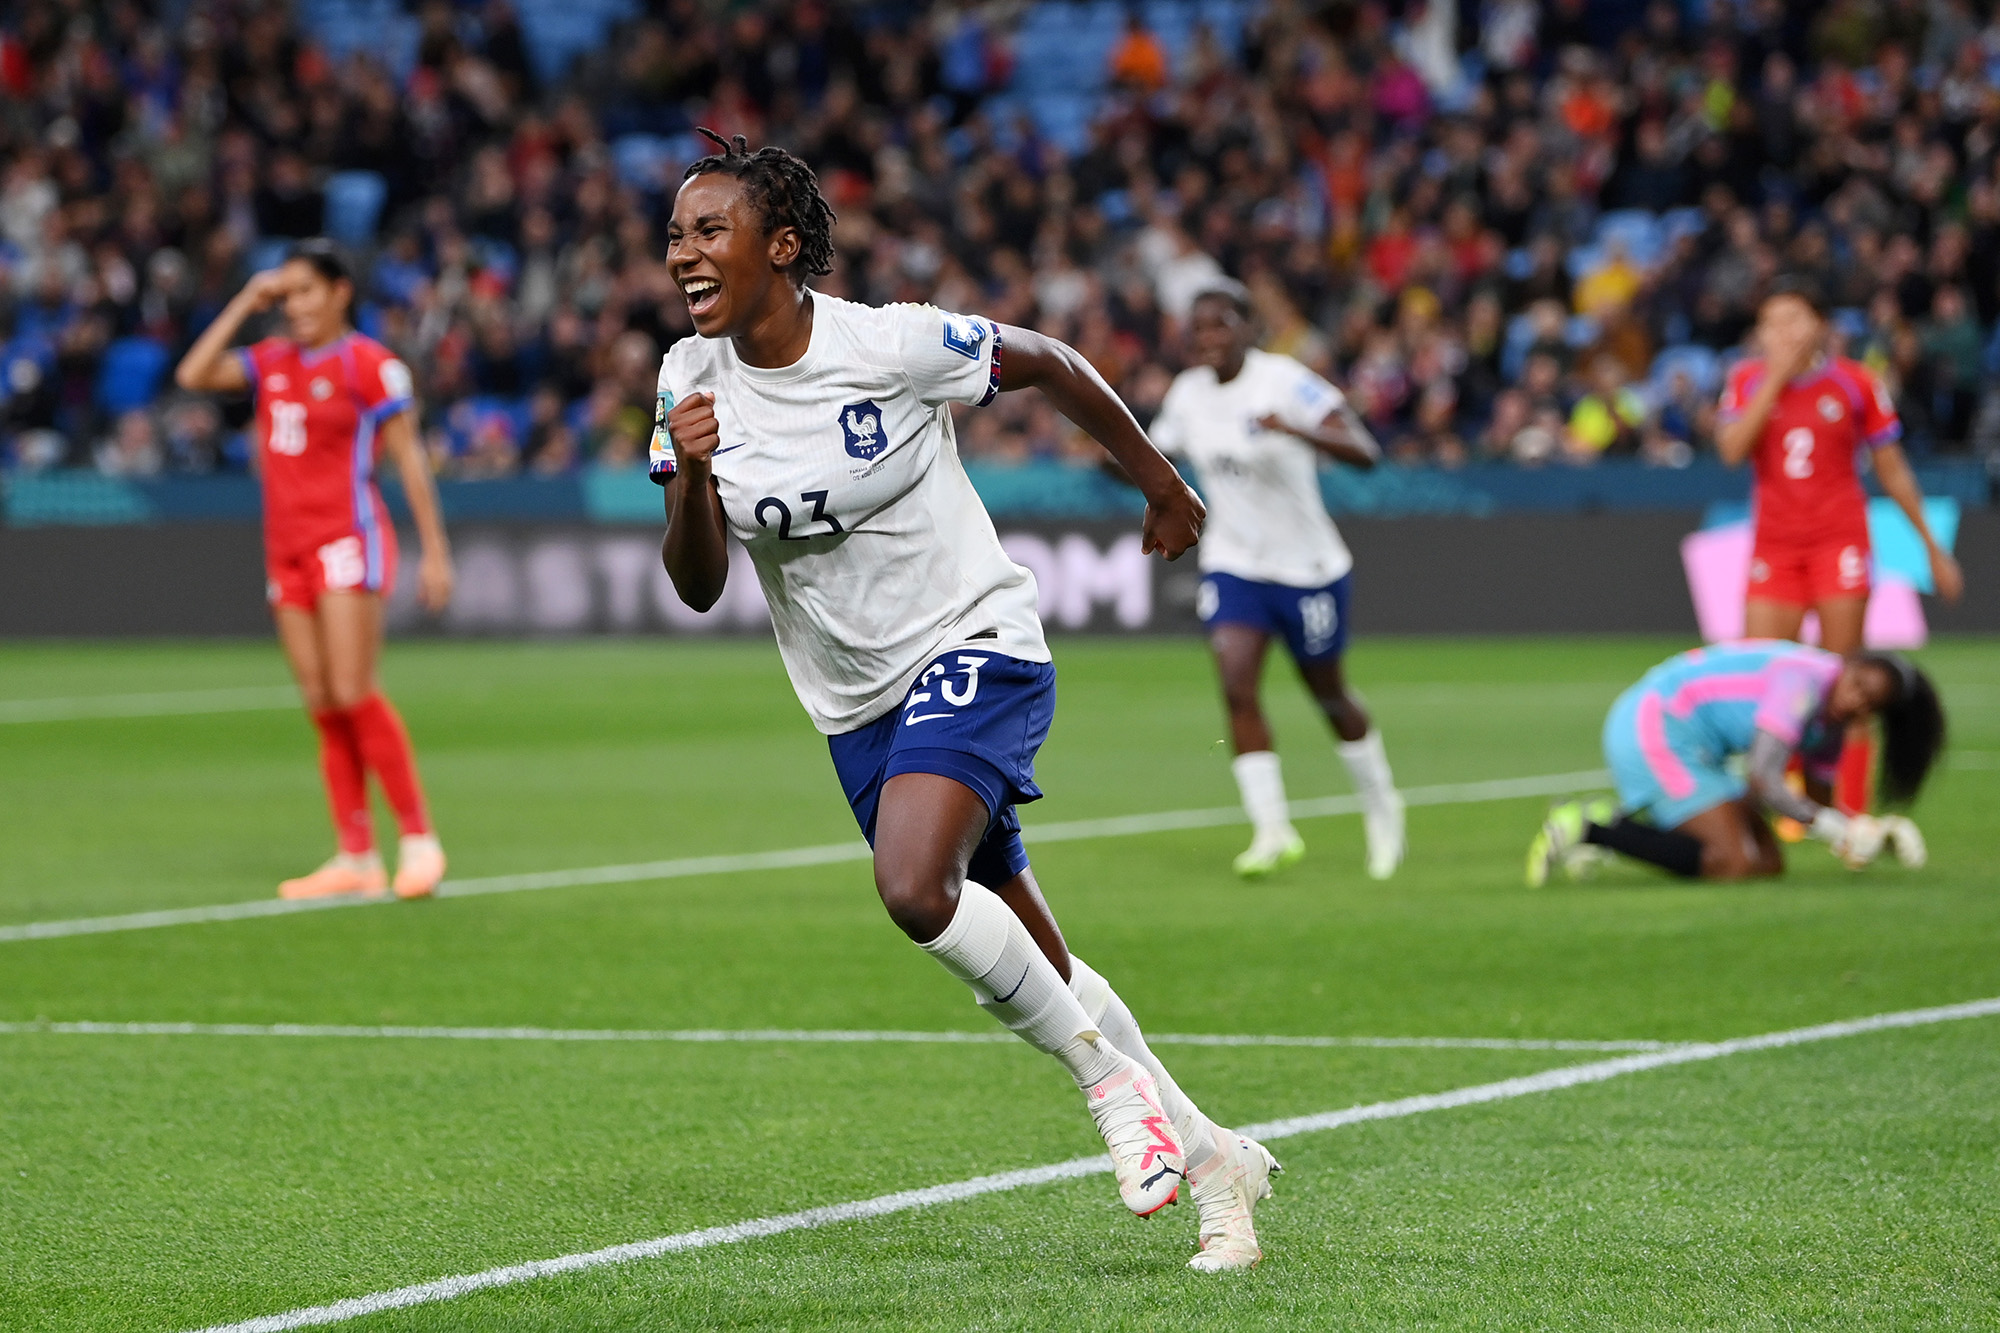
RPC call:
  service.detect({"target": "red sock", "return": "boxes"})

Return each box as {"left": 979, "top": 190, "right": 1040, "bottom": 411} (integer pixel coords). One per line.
{"left": 311, "top": 708, "right": 373, "bottom": 854}
{"left": 1835, "top": 731, "right": 1874, "bottom": 816}
{"left": 345, "top": 694, "right": 431, "bottom": 837}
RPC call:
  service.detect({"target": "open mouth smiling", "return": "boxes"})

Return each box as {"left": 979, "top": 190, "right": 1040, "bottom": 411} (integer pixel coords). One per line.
{"left": 682, "top": 277, "right": 722, "bottom": 317}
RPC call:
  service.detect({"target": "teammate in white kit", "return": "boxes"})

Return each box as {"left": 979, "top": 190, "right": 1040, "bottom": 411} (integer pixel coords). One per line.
{"left": 653, "top": 133, "right": 1281, "bottom": 1270}
{"left": 1149, "top": 283, "right": 1406, "bottom": 880}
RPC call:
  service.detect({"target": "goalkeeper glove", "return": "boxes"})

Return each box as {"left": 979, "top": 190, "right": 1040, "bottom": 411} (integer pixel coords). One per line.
{"left": 1810, "top": 809, "right": 1885, "bottom": 870}
{"left": 1878, "top": 815, "right": 1927, "bottom": 869}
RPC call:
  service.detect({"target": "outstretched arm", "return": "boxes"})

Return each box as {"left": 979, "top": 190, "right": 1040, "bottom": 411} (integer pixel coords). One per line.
{"left": 1746, "top": 730, "right": 1823, "bottom": 826}
{"left": 660, "top": 392, "right": 731, "bottom": 611}
{"left": 1873, "top": 443, "right": 1964, "bottom": 602}
{"left": 175, "top": 270, "right": 284, "bottom": 394}
{"left": 1747, "top": 729, "right": 1885, "bottom": 866}
{"left": 1258, "top": 405, "right": 1380, "bottom": 470}
{"left": 997, "top": 325, "right": 1203, "bottom": 558}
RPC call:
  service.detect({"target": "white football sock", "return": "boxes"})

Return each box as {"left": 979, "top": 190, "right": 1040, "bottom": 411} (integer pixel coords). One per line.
{"left": 1067, "top": 956, "right": 1222, "bottom": 1176}
{"left": 920, "top": 881, "right": 1123, "bottom": 1089}
{"left": 334, "top": 850, "right": 382, "bottom": 872}
{"left": 1338, "top": 729, "right": 1399, "bottom": 812}
{"left": 1231, "top": 750, "right": 1294, "bottom": 839}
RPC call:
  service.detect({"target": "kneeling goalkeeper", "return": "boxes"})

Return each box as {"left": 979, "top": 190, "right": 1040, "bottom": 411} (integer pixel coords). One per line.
{"left": 1529, "top": 641, "right": 1943, "bottom": 884}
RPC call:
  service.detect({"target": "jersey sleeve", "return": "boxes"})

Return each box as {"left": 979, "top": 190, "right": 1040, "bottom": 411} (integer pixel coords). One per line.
{"left": 648, "top": 354, "right": 681, "bottom": 485}
{"left": 1715, "top": 360, "right": 1760, "bottom": 425}
{"left": 353, "top": 342, "right": 416, "bottom": 423}
{"left": 1751, "top": 662, "right": 1827, "bottom": 747}
{"left": 236, "top": 337, "right": 287, "bottom": 392}
{"left": 1273, "top": 361, "right": 1347, "bottom": 432}
{"left": 1853, "top": 363, "right": 1901, "bottom": 447}
{"left": 895, "top": 305, "right": 1004, "bottom": 409}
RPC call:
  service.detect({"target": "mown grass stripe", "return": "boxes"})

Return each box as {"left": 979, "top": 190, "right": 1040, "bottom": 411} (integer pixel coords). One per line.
{"left": 0, "top": 768, "right": 1611, "bottom": 944}
{"left": 181, "top": 995, "right": 2000, "bottom": 1333}
{"left": 0, "top": 1019, "right": 1677, "bottom": 1053}
{"left": 0, "top": 686, "right": 298, "bottom": 723}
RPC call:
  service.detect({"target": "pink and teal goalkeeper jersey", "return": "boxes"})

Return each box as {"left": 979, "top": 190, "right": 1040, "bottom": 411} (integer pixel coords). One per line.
{"left": 1630, "top": 640, "right": 1844, "bottom": 767}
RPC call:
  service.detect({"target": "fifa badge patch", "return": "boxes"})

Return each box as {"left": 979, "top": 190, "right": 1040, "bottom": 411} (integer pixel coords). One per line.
{"left": 649, "top": 390, "right": 677, "bottom": 478}
{"left": 1819, "top": 396, "right": 1843, "bottom": 422}
{"left": 941, "top": 314, "right": 986, "bottom": 361}
{"left": 839, "top": 399, "right": 887, "bottom": 461}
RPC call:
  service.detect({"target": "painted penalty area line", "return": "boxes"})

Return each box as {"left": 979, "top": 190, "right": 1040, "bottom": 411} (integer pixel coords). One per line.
{"left": 0, "top": 1019, "right": 1679, "bottom": 1054}
{"left": 182, "top": 995, "right": 2000, "bottom": 1333}
{"left": 0, "top": 685, "right": 299, "bottom": 723}
{"left": 0, "top": 768, "right": 1610, "bottom": 945}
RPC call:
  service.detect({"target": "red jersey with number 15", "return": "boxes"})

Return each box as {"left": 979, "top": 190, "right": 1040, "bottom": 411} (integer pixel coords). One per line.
{"left": 1716, "top": 354, "right": 1899, "bottom": 547}
{"left": 238, "top": 332, "right": 414, "bottom": 554}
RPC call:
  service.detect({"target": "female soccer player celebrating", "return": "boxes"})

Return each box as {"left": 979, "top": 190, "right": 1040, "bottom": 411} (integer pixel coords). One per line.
{"left": 175, "top": 241, "right": 452, "bottom": 900}
{"left": 1526, "top": 641, "right": 1943, "bottom": 884}
{"left": 1716, "top": 277, "right": 1963, "bottom": 812}
{"left": 1147, "top": 283, "right": 1404, "bottom": 880}
{"left": 655, "top": 133, "right": 1279, "bottom": 1271}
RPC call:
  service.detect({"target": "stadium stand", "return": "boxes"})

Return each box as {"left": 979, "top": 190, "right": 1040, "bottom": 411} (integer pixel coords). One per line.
{"left": 1, "top": 0, "right": 1998, "bottom": 484}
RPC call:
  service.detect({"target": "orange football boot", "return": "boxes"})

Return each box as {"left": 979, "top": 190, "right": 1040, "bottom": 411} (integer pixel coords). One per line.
{"left": 393, "top": 834, "right": 447, "bottom": 899}
{"left": 278, "top": 856, "right": 387, "bottom": 900}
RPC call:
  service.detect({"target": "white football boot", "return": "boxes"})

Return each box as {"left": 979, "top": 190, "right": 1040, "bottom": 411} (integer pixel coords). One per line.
{"left": 1362, "top": 793, "right": 1406, "bottom": 880}
{"left": 1084, "top": 1051, "right": 1186, "bottom": 1216}
{"left": 1233, "top": 828, "right": 1306, "bottom": 879}
{"left": 1187, "top": 1129, "right": 1282, "bottom": 1272}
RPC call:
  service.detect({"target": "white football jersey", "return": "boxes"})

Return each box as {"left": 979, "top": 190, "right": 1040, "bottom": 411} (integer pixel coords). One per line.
{"left": 1150, "top": 348, "right": 1354, "bottom": 588}
{"left": 652, "top": 294, "right": 1049, "bottom": 734}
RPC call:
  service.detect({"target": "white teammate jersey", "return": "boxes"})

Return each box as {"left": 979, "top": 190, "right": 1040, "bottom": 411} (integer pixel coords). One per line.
{"left": 1149, "top": 348, "right": 1354, "bottom": 588}
{"left": 651, "top": 293, "right": 1049, "bottom": 734}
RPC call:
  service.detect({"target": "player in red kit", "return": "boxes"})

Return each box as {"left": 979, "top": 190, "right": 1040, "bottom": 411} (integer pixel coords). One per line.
{"left": 1717, "top": 277, "right": 1963, "bottom": 812}
{"left": 175, "top": 241, "right": 454, "bottom": 899}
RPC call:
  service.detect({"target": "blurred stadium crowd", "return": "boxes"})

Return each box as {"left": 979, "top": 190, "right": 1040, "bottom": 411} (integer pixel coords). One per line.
{"left": 4, "top": 0, "right": 2000, "bottom": 480}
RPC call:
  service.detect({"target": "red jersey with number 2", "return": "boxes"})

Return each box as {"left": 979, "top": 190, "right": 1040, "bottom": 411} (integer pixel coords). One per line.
{"left": 239, "top": 333, "right": 413, "bottom": 556}
{"left": 1716, "top": 354, "right": 1899, "bottom": 547}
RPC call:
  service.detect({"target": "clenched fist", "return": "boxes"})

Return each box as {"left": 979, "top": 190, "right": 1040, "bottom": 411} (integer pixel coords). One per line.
{"left": 667, "top": 391, "right": 721, "bottom": 471}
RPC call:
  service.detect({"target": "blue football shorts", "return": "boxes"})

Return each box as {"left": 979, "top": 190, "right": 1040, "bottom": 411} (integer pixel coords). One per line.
{"left": 827, "top": 649, "right": 1057, "bottom": 890}
{"left": 1197, "top": 570, "right": 1353, "bottom": 664}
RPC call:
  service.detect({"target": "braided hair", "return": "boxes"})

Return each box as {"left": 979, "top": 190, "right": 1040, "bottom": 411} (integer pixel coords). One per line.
{"left": 1859, "top": 653, "right": 1946, "bottom": 805}
{"left": 683, "top": 129, "right": 837, "bottom": 281}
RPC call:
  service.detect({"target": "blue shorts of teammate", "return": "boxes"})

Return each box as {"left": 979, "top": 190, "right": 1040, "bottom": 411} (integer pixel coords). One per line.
{"left": 828, "top": 649, "right": 1056, "bottom": 890}
{"left": 1197, "top": 570, "right": 1352, "bottom": 663}
{"left": 1602, "top": 683, "right": 1745, "bottom": 829}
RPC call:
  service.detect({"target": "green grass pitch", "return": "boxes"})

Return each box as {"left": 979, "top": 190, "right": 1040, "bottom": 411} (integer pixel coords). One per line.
{"left": 2, "top": 634, "right": 1996, "bottom": 1331}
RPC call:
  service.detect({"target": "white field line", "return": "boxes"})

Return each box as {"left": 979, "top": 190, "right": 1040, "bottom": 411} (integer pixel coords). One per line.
{"left": 182, "top": 995, "right": 2000, "bottom": 1333}
{"left": 0, "top": 686, "right": 298, "bottom": 723}
{"left": 0, "top": 768, "right": 1610, "bottom": 945}
{"left": 0, "top": 1019, "right": 1678, "bottom": 1053}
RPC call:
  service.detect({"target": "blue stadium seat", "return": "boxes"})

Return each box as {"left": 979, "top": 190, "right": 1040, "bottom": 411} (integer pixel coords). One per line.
{"left": 1501, "top": 312, "right": 1538, "bottom": 380}
{"left": 1660, "top": 206, "right": 1706, "bottom": 245}
{"left": 1594, "top": 209, "right": 1664, "bottom": 267}
{"left": 95, "top": 337, "right": 171, "bottom": 416}
{"left": 1025, "top": 92, "right": 1100, "bottom": 156}
{"left": 1564, "top": 242, "right": 1605, "bottom": 281}
{"left": 612, "top": 134, "right": 676, "bottom": 192}
{"left": 324, "top": 170, "right": 387, "bottom": 247}
{"left": 248, "top": 238, "right": 292, "bottom": 274}
{"left": 1649, "top": 344, "right": 1722, "bottom": 397}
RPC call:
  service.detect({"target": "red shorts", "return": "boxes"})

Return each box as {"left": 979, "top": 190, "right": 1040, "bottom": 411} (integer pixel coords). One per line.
{"left": 266, "top": 526, "right": 398, "bottom": 610}
{"left": 1746, "top": 534, "right": 1870, "bottom": 607}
